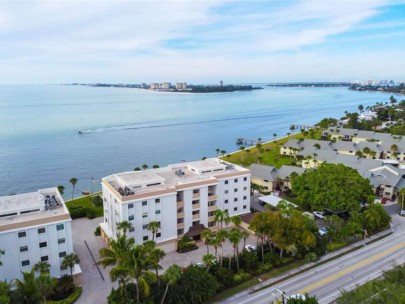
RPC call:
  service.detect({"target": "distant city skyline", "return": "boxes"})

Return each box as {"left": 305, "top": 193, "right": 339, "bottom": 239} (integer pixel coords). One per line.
{"left": 0, "top": 0, "right": 404, "bottom": 84}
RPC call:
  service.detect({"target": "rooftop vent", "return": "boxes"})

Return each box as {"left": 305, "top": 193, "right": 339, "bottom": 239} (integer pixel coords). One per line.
{"left": 44, "top": 194, "right": 60, "bottom": 211}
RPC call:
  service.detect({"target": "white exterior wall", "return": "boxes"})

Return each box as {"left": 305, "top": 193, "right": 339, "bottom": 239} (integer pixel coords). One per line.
{"left": 0, "top": 220, "right": 74, "bottom": 282}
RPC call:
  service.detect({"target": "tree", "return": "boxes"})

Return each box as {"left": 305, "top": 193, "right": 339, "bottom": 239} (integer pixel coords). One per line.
{"left": 314, "top": 143, "right": 321, "bottom": 150}
{"left": 117, "top": 221, "right": 133, "bottom": 238}
{"left": 358, "top": 104, "right": 364, "bottom": 113}
{"left": 273, "top": 133, "right": 277, "bottom": 141}
{"left": 161, "top": 265, "right": 182, "bottom": 304}
{"left": 216, "top": 229, "right": 228, "bottom": 267}
{"left": 0, "top": 281, "right": 11, "bottom": 304}
{"left": 57, "top": 185, "right": 65, "bottom": 196}
{"left": 149, "top": 247, "right": 165, "bottom": 285}
{"left": 364, "top": 203, "right": 391, "bottom": 233}
{"left": 147, "top": 221, "right": 161, "bottom": 241}
{"left": 61, "top": 253, "right": 80, "bottom": 277}
{"left": 134, "top": 167, "right": 141, "bottom": 171}
{"left": 202, "top": 253, "right": 216, "bottom": 271}
{"left": 228, "top": 228, "right": 242, "bottom": 272}
{"left": 12, "top": 270, "right": 42, "bottom": 304}
{"left": 0, "top": 249, "right": 4, "bottom": 267}
{"left": 153, "top": 164, "right": 160, "bottom": 169}
{"left": 216, "top": 148, "right": 220, "bottom": 156}
{"left": 33, "top": 261, "right": 50, "bottom": 275}
{"left": 292, "top": 163, "right": 374, "bottom": 212}
{"left": 221, "top": 150, "right": 226, "bottom": 156}
{"left": 69, "top": 177, "right": 78, "bottom": 201}
{"left": 240, "top": 230, "right": 250, "bottom": 249}
{"left": 399, "top": 188, "right": 405, "bottom": 210}
{"left": 230, "top": 215, "right": 242, "bottom": 226}
{"left": 142, "top": 164, "right": 149, "bottom": 170}
{"left": 201, "top": 229, "right": 212, "bottom": 254}
{"left": 214, "top": 209, "right": 230, "bottom": 230}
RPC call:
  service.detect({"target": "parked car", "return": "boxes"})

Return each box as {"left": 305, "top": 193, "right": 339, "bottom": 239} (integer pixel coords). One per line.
{"left": 318, "top": 226, "right": 329, "bottom": 236}
{"left": 245, "top": 244, "right": 257, "bottom": 252}
{"left": 313, "top": 211, "right": 326, "bottom": 220}
{"left": 399, "top": 210, "right": 405, "bottom": 216}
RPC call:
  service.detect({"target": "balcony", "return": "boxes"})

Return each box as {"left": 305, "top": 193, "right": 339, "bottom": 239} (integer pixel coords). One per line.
{"left": 208, "top": 194, "right": 217, "bottom": 201}
{"left": 177, "top": 200, "right": 184, "bottom": 208}
{"left": 192, "top": 193, "right": 200, "bottom": 199}
{"left": 208, "top": 215, "right": 216, "bottom": 222}
{"left": 192, "top": 213, "right": 200, "bottom": 220}
{"left": 208, "top": 205, "right": 217, "bottom": 212}
{"left": 192, "top": 203, "right": 200, "bottom": 210}
{"left": 177, "top": 212, "right": 184, "bottom": 218}
{"left": 177, "top": 222, "right": 185, "bottom": 229}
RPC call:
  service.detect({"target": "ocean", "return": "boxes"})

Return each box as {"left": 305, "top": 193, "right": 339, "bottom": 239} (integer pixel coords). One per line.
{"left": 0, "top": 84, "right": 392, "bottom": 198}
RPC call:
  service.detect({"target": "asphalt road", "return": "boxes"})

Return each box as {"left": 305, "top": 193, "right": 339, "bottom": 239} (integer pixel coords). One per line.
{"left": 223, "top": 204, "right": 405, "bottom": 304}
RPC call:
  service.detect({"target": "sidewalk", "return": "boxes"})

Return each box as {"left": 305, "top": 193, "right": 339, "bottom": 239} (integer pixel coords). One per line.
{"left": 220, "top": 228, "right": 394, "bottom": 303}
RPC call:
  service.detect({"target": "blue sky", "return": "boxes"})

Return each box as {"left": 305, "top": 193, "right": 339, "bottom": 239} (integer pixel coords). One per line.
{"left": 0, "top": 0, "right": 404, "bottom": 84}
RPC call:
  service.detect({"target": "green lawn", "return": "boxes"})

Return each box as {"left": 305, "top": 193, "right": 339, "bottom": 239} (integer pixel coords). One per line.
{"left": 65, "top": 192, "right": 103, "bottom": 217}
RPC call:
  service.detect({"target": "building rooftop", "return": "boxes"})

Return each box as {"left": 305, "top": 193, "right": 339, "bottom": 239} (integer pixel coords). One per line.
{"left": 0, "top": 188, "right": 70, "bottom": 232}
{"left": 103, "top": 158, "right": 250, "bottom": 199}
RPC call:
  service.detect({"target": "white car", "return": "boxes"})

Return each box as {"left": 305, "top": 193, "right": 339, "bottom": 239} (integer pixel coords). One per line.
{"left": 289, "top": 294, "right": 306, "bottom": 301}
{"left": 318, "top": 226, "right": 329, "bottom": 236}
{"left": 245, "top": 244, "right": 257, "bottom": 252}
{"left": 313, "top": 211, "right": 326, "bottom": 220}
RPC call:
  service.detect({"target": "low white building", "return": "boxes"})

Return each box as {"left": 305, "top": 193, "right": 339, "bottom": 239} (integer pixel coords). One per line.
{"left": 0, "top": 188, "right": 79, "bottom": 282}
{"left": 101, "top": 158, "right": 251, "bottom": 252}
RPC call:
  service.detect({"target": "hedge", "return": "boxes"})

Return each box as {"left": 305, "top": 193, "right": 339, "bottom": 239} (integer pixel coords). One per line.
{"left": 48, "top": 286, "right": 82, "bottom": 304}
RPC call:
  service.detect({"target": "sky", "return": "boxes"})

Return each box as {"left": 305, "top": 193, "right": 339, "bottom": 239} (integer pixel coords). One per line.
{"left": 0, "top": 0, "right": 404, "bottom": 84}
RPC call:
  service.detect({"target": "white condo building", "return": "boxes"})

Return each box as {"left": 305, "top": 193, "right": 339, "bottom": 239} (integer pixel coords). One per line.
{"left": 101, "top": 158, "right": 251, "bottom": 252}
{"left": 0, "top": 188, "right": 79, "bottom": 281}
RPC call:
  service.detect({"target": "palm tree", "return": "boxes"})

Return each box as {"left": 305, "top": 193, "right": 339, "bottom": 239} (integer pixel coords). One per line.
{"left": 117, "top": 221, "right": 133, "bottom": 238}
{"left": 358, "top": 104, "right": 364, "bottom": 113}
{"left": 161, "top": 265, "right": 182, "bottom": 304}
{"left": 216, "top": 229, "right": 228, "bottom": 267}
{"left": 230, "top": 215, "right": 241, "bottom": 227}
{"left": 214, "top": 209, "right": 230, "bottom": 230}
{"left": 69, "top": 177, "right": 78, "bottom": 201}
{"left": 314, "top": 143, "right": 321, "bottom": 150}
{"left": 400, "top": 188, "right": 405, "bottom": 211}
{"left": 201, "top": 229, "right": 212, "bottom": 254}
{"left": 221, "top": 150, "right": 226, "bottom": 156}
{"left": 228, "top": 228, "right": 242, "bottom": 272}
{"left": 35, "top": 273, "right": 55, "bottom": 304}
{"left": 216, "top": 148, "right": 220, "bottom": 156}
{"left": 13, "top": 270, "right": 42, "bottom": 304}
{"left": 209, "top": 236, "right": 221, "bottom": 258}
{"left": 202, "top": 253, "right": 216, "bottom": 271}
{"left": 240, "top": 230, "right": 250, "bottom": 248}
{"left": 273, "top": 133, "right": 277, "bottom": 141}
{"left": 149, "top": 247, "right": 165, "bottom": 285}
{"left": 142, "top": 164, "right": 148, "bottom": 170}
{"left": 147, "top": 221, "right": 161, "bottom": 241}
{"left": 33, "top": 261, "right": 50, "bottom": 275}
{"left": 61, "top": 253, "right": 80, "bottom": 277}
{"left": 57, "top": 185, "right": 65, "bottom": 196}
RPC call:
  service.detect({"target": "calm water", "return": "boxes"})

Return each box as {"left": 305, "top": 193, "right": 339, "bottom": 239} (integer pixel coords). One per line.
{"left": 0, "top": 85, "right": 391, "bottom": 198}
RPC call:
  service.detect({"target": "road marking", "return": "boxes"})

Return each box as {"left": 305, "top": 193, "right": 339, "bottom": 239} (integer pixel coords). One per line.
{"left": 298, "top": 242, "right": 405, "bottom": 294}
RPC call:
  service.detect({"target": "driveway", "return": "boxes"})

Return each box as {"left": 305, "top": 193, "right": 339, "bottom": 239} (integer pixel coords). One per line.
{"left": 72, "top": 217, "right": 116, "bottom": 304}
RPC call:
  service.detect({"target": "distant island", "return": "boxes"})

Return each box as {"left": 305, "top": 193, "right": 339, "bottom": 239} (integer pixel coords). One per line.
{"left": 68, "top": 81, "right": 263, "bottom": 93}
{"left": 349, "top": 83, "right": 405, "bottom": 95}
{"left": 267, "top": 82, "right": 351, "bottom": 87}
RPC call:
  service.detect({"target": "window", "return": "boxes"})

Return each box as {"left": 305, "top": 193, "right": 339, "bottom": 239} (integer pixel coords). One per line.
{"left": 192, "top": 220, "right": 200, "bottom": 226}
{"left": 234, "top": 179, "right": 238, "bottom": 183}
{"left": 156, "top": 232, "right": 161, "bottom": 238}
{"left": 177, "top": 207, "right": 184, "bottom": 213}
{"left": 234, "top": 188, "right": 238, "bottom": 192}
{"left": 39, "top": 242, "right": 47, "bottom": 248}
{"left": 234, "top": 198, "right": 238, "bottom": 202}
{"left": 193, "top": 189, "right": 199, "bottom": 194}
{"left": 18, "top": 231, "right": 26, "bottom": 238}
{"left": 128, "top": 215, "right": 134, "bottom": 221}
{"left": 225, "top": 190, "right": 229, "bottom": 194}
{"left": 208, "top": 221, "right": 216, "bottom": 227}
{"left": 243, "top": 205, "right": 247, "bottom": 209}
{"left": 58, "top": 238, "right": 65, "bottom": 244}
{"left": 59, "top": 251, "right": 66, "bottom": 258}
{"left": 225, "top": 180, "right": 228, "bottom": 184}
{"left": 38, "top": 227, "right": 46, "bottom": 234}
{"left": 60, "top": 265, "right": 68, "bottom": 271}
{"left": 234, "top": 207, "right": 238, "bottom": 211}
{"left": 143, "top": 236, "right": 149, "bottom": 241}
{"left": 155, "top": 198, "right": 160, "bottom": 203}
{"left": 243, "top": 187, "right": 247, "bottom": 191}
{"left": 192, "top": 210, "right": 200, "bottom": 215}
{"left": 20, "top": 246, "right": 28, "bottom": 252}
{"left": 129, "top": 227, "right": 135, "bottom": 232}
{"left": 155, "top": 210, "right": 161, "bottom": 214}
{"left": 142, "top": 212, "right": 148, "bottom": 218}
{"left": 243, "top": 196, "right": 247, "bottom": 200}
{"left": 143, "top": 224, "right": 148, "bottom": 229}
{"left": 192, "top": 200, "right": 199, "bottom": 205}
{"left": 208, "top": 201, "right": 216, "bottom": 207}
{"left": 142, "top": 201, "right": 147, "bottom": 206}
{"left": 177, "top": 218, "right": 184, "bottom": 224}
{"left": 56, "top": 224, "right": 64, "bottom": 231}
{"left": 21, "top": 260, "right": 30, "bottom": 267}
{"left": 128, "top": 203, "right": 134, "bottom": 208}
{"left": 177, "top": 228, "right": 184, "bottom": 235}
{"left": 41, "top": 256, "right": 49, "bottom": 262}
{"left": 244, "top": 177, "right": 247, "bottom": 181}
{"left": 225, "top": 199, "right": 228, "bottom": 204}
{"left": 208, "top": 211, "right": 215, "bottom": 217}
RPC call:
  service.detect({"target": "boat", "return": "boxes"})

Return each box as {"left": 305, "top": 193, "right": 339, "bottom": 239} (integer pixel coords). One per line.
{"left": 78, "top": 130, "right": 83, "bottom": 134}
{"left": 82, "top": 190, "right": 91, "bottom": 195}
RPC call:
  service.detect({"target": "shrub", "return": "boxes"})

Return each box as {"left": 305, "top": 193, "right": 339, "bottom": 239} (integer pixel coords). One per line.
{"left": 264, "top": 252, "right": 281, "bottom": 266}
{"left": 214, "top": 267, "right": 235, "bottom": 289}
{"left": 48, "top": 287, "right": 82, "bottom": 304}
{"left": 86, "top": 208, "right": 96, "bottom": 219}
{"left": 68, "top": 205, "right": 88, "bottom": 219}
{"left": 233, "top": 271, "right": 251, "bottom": 283}
{"left": 50, "top": 275, "right": 75, "bottom": 301}
{"left": 90, "top": 195, "right": 103, "bottom": 207}
{"left": 304, "top": 252, "right": 318, "bottom": 263}
{"left": 94, "top": 226, "right": 101, "bottom": 236}
{"left": 240, "top": 250, "right": 259, "bottom": 274}
{"left": 258, "top": 263, "right": 272, "bottom": 274}
{"left": 177, "top": 235, "right": 198, "bottom": 253}
{"left": 327, "top": 241, "right": 347, "bottom": 252}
